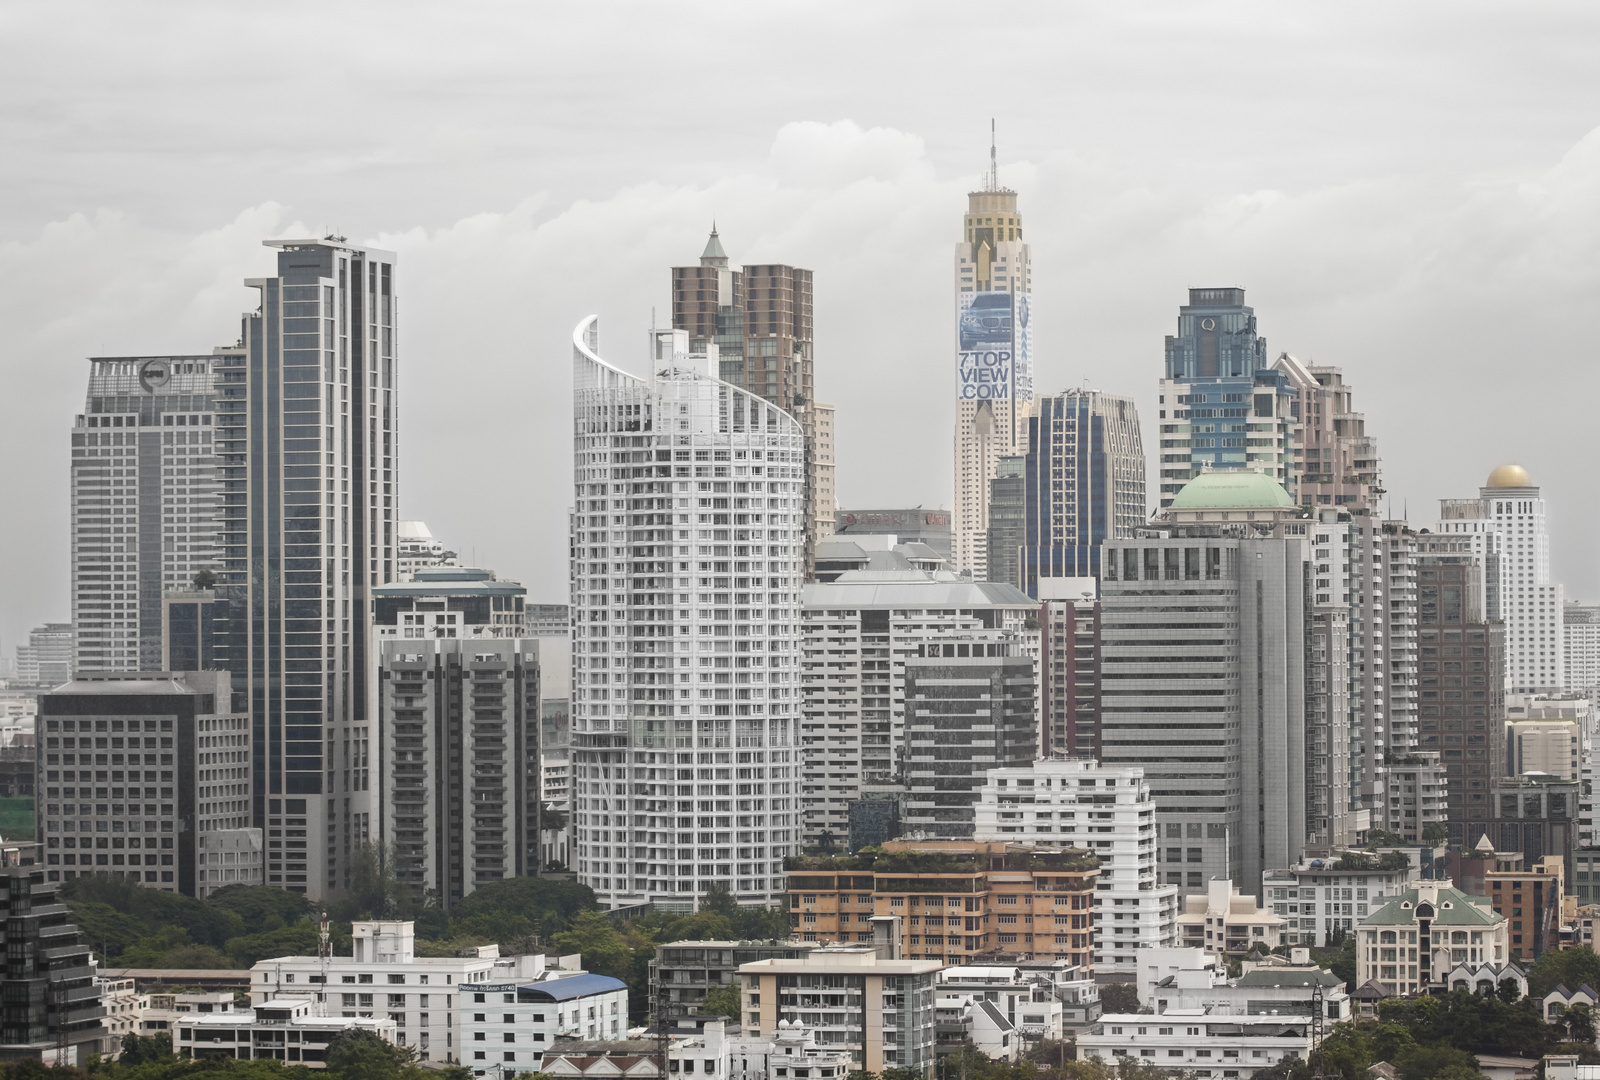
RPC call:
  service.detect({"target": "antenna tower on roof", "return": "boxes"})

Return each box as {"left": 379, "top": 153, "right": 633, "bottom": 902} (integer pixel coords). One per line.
{"left": 989, "top": 119, "right": 998, "bottom": 191}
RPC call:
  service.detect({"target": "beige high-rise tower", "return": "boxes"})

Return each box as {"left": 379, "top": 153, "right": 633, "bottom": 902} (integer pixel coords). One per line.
{"left": 671, "top": 231, "right": 836, "bottom": 571}
{"left": 953, "top": 135, "right": 1033, "bottom": 579}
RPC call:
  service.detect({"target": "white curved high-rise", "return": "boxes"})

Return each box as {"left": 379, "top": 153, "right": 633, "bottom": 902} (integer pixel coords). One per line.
{"left": 570, "top": 316, "right": 803, "bottom": 909}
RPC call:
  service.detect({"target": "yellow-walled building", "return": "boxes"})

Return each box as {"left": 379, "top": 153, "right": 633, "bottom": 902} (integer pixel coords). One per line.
{"left": 784, "top": 841, "right": 1098, "bottom": 968}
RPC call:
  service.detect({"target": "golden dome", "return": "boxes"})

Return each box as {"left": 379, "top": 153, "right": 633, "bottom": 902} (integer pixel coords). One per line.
{"left": 1485, "top": 464, "right": 1533, "bottom": 488}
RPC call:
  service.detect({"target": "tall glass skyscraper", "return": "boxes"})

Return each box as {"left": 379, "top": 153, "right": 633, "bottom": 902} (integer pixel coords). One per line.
{"left": 1011, "top": 390, "right": 1144, "bottom": 597}
{"left": 570, "top": 318, "right": 803, "bottom": 909}
{"left": 1156, "top": 288, "right": 1298, "bottom": 507}
{"left": 216, "top": 238, "right": 397, "bottom": 897}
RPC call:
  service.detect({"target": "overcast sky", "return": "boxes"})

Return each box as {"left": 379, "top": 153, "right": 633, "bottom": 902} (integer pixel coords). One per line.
{"left": 3, "top": 0, "right": 1599, "bottom": 654}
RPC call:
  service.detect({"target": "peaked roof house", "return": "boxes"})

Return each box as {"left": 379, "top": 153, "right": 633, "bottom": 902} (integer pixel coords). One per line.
{"left": 1354, "top": 882, "right": 1509, "bottom": 997}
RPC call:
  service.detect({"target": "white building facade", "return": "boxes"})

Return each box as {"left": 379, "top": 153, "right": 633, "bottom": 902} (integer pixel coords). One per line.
{"left": 1438, "top": 466, "right": 1564, "bottom": 692}
{"left": 1262, "top": 855, "right": 1422, "bottom": 947}
{"left": 972, "top": 758, "right": 1178, "bottom": 968}
{"left": 458, "top": 973, "right": 630, "bottom": 1075}
{"left": 71, "top": 355, "right": 225, "bottom": 674}
{"left": 251, "top": 920, "right": 576, "bottom": 1063}
{"left": 798, "top": 572, "right": 1035, "bottom": 847}
{"left": 1080, "top": 1011, "right": 1311, "bottom": 1080}
{"left": 571, "top": 320, "right": 804, "bottom": 908}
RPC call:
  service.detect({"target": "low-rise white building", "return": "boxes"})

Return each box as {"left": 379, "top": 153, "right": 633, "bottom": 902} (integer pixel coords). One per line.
{"left": 539, "top": 1019, "right": 855, "bottom": 1080}
{"left": 1079, "top": 1010, "right": 1311, "bottom": 1079}
{"left": 1175, "top": 880, "right": 1287, "bottom": 957}
{"left": 1264, "top": 852, "right": 1424, "bottom": 946}
{"left": 252, "top": 920, "right": 581, "bottom": 1064}
{"left": 176, "top": 996, "right": 395, "bottom": 1067}
{"left": 1150, "top": 951, "right": 1350, "bottom": 1022}
{"left": 1137, "top": 947, "right": 1220, "bottom": 1009}
{"left": 935, "top": 965, "right": 1063, "bottom": 1045}
{"left": 972, "top": 758, "right": 1179, "bottom": 969}
{"left": 459, "top": 973, "right": 631, "bottom": 1076}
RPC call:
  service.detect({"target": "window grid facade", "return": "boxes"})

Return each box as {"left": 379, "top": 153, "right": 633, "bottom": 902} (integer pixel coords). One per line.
{"left": 571, "top": 321, "right": 803, "bottom": 908}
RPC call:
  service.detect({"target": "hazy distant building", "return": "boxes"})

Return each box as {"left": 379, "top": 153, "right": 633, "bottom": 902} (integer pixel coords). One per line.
{"left": 571, "top": 319, "right": 804, "bottom": 908}
{"left": 953, "top": 147, "right": 1033, "bottom": 580}
{"left": 396, "top": 521, "right": 458, "bottom": 581}
{"left": 834, "top": 509, "right": 952, "bottom": 557}
{"left": 812, "top": 401, "right": 837, "bottom": 540}
{"left": 15, "top": 623, "right": 73, "bottom": 686}
{"left": 1437, "top": 466, "right": 1563, "bottom": 692}
{"left": 1564, "top": 602, "right": 1600, "bottom": 696}
{"left": 1274, "top": 354, "right": 1382, "bottom": 512}
{"left": 1506, "top": 719, "right": 1579, "bottom": 781}
{"left": 985, "top": 456, "right": 1026, "bottom": 590}
{"left": 672, "top": 229, "right": 833, "bottom": 575}
{"left": 70, "top": 356, "right": 224, "bottom": 675}
{"left": 374, "top": 566, "right": 548, "bottom": 906}
{"left": 38, "top": 671, "right": 260, "bottom": 898}
{"left": 214, "top": 238, "right": 399, "bottom": 898}
{"left": 1156, "top": 289, "right": 1297, "bottom": 507}
{"left": 1014, "top": 390, "right": 1144, "bottom": 595}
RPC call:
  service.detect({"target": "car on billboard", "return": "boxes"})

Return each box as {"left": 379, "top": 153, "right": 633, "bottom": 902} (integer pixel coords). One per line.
{"left": 959, "top": 292, "right": 1013, "bottom": 350}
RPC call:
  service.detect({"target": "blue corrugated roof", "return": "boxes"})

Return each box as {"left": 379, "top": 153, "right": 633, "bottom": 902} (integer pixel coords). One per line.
{"left": 519, "top": 974, "right": 628, "bottom": 1001}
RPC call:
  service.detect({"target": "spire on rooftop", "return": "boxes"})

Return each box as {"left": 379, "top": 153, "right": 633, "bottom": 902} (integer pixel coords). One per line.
{"left": 699, "top": 224, "right": 729, "bottom": 268}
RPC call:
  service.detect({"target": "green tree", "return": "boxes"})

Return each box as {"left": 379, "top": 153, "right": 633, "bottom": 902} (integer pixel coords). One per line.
{"left": 1527, "top": 946, "right": 1600, "bottom": 999}
{"left": 1099, "top": 982, "right": 1139, "bottom": 1013}
{"left": 192, "top": 569, "right": 217, "bottom": 589}
{"left": 225, "top": 921, "right": 323, "bottom": 968}
{"left": 1393, "top": 1044, "right": 1482, "bottom": 1080}
{"left": 117, "top": 1031, "right": 173, "bottom": 1065}
{"left": 698, "top": 983, "right": 741, "bottom": 1020}
{"left": 552, "top": 911, "right": 634, "bottom": 982}
{"left": 1563, "top": 1003, "right": 1596, "bottom": 1043}
{"left": 329, "top": 842, "right": 404, "bottom": 921}
{"left": 207, "top": 884, "right": 313, "bottom": 927}
{"left": 325, "top": 1027, "right": 423, "bottom": 1080}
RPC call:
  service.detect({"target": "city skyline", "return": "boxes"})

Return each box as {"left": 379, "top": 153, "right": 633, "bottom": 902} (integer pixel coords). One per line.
{"left": 4, "top": 6, "right": 1600, "bottom": 658}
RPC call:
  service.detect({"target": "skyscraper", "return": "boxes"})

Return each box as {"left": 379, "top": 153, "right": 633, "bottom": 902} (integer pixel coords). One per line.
{"left": 671, "top": 232, "right": 835, "bottom": 572}
{"left": 215, "top": 238, "right": 398, "bottom": 897}
{"left": 797, "top": 567, "right": 1035, "bottom": 849}
{"left": 1101, "top": 470, "right": 1309, "bottom": 896}
{"left": 373, "top": 566, "right": 544, "bottom": 907}
{"left": 70, "top": 355, "right": 224, "bottom": 674}
{"left": 1274, "top": 355, "right": 1381, "bottom": 512}
{"left": 1156, "top": 289, "right": 1297, "bottom": 508}
{"left": 1014, "top": 390, "right": 1144, "bottom": 596}
{"left": 1437, "top": 465, "right": 1564, "bottom": 692}
{"left": 953, "top": 141, "right": 1032, "bottom": 580}
{"left": 570, "top": 319, "right": 804, "bottom": 908}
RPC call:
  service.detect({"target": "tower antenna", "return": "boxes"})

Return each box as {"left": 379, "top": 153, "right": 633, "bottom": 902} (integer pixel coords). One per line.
{"left": 989, "top": 119, "right": 998, "bottom": 191}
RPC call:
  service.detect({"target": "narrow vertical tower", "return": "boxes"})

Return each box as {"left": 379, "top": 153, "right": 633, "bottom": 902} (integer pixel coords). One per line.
{"left": 953, "top": 127, "right": 1033, "bottom": 579}
{"left": 570, "top": 319, "right": 803, "bottom": 909}
{"left": 216, "top": 238, "right": 398, "bottom": 899}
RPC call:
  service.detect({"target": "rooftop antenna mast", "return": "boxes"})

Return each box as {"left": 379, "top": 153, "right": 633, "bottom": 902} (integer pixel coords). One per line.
{"left": 988, "top": 118, "right": 998, "bottom": 191}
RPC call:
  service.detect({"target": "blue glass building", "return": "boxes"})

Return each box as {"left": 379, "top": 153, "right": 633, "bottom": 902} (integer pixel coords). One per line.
{"left": 1003, "top": 390, "right": 1144, "bottom": 597}
{"left": 1156, "top": 288, "right": 1299, "bottom": 507}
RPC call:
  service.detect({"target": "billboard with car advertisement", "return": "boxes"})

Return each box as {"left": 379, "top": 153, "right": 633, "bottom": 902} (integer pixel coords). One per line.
{"left": 956, "top": 290, "right": 1032, "bottom": 400}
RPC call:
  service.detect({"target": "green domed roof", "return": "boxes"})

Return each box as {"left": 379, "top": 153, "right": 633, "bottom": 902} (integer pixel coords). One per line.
{"left": 1170, "top": 469, "right": 1296, "bottom": 510}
